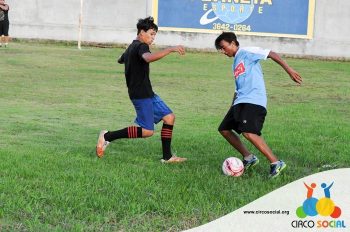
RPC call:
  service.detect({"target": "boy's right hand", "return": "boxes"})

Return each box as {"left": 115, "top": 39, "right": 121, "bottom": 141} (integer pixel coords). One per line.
{"left": 288, "top": 68, "right": 303, "bottom": 85}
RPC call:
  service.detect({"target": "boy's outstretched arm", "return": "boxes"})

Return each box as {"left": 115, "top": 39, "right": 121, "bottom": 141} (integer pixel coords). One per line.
{"left": 142, "top": 45, "right": 185, "bottom": 63}
{"left": 268, "top": 51, "right": 303, "bottom": 85}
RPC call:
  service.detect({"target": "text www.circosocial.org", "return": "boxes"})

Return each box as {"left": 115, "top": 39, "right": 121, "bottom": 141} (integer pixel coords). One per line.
{"left": 243, "top": 210, "right": 290, "bottom": 215}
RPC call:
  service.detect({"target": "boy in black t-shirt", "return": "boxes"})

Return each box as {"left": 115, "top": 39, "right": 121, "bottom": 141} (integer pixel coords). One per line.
{"left": 96, "top": 17, "right": 187, "bottom": 163}
{"left": 0, "top": 0, "right": 9, "bottom": 47}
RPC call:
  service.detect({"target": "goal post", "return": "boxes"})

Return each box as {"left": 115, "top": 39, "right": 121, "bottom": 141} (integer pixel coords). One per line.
{"left": 78, "top": 0, "right": 84, "bottom": 50}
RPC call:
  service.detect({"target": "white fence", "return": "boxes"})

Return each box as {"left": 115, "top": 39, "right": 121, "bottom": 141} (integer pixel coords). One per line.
{"left": 8, "top": 0, "right": 350, "bottom": 59}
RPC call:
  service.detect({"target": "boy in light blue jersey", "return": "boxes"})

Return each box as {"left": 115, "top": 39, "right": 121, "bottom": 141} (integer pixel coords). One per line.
{"left": 215, "top": 32, "right": 303, "bottom": 178}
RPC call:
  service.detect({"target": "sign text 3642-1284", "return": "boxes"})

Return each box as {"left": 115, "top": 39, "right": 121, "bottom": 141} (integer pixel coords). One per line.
{"left": 213, "top": 23, "right": 252, "bottom": 32}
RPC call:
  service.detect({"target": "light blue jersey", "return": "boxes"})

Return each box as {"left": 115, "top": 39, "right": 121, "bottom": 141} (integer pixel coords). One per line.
{"left": 232, "top": 47, "right": 270, "bottom": 108}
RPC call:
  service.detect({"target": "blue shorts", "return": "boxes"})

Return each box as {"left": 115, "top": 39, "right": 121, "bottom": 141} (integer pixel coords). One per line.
{"left": 131, "top": 95, "right": 173, "bottom": 130}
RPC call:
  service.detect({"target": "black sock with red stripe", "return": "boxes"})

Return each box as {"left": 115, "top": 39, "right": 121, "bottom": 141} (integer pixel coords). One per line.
{"left": 104, "top": 126, "right": 142, "bottom": 142}
{"left": 161, "top": 124, "right": 173, "bottom": 160}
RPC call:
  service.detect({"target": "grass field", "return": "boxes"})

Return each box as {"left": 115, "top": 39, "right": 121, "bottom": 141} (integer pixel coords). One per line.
{"left": 0, "top": 41, "right": 349, "bottom": 231}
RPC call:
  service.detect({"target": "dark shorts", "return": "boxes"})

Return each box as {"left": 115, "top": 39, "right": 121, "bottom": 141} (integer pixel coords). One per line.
{"left": 218, "top": 103, "right": 267, "bottom": 136}
{"left": 0, "top": 21, "right": 9, "bottom": 36}
{"left": 131, "top": 94, "right": 172, "bottom": 130}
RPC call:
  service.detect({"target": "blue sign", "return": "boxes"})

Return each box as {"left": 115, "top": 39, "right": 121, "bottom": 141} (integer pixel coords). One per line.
{"left": 152, "top": 0, "right": 315, "bottom": 39}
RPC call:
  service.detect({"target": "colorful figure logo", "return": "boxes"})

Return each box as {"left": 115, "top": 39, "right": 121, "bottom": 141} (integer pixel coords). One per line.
{"left": 296, "top": 182, "right": 342, "bottom": 219}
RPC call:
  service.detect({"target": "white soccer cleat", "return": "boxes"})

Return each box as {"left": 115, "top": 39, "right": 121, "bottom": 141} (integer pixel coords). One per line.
{"left": 161, "top": 155, "right": 187, "bottom": 163}
{"left": 96, "top": 130, "right": 109, "bottom": 158}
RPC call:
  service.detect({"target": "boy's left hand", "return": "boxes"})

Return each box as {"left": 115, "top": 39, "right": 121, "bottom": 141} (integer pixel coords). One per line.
{"left": 170, "top": 45, "right": 185, "bottom": 55}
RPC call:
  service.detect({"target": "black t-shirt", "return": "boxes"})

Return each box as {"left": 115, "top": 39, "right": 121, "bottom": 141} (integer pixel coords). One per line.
{"left": 0, "top": 5, "right": 9, "bottom": 22}
{"left": 119, "top": 40, "right": 154, "bottom": 99}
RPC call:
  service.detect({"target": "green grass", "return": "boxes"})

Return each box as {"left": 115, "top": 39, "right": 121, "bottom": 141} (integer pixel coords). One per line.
{"left": 0, "top": 42, "right": 349, "bottom": 231}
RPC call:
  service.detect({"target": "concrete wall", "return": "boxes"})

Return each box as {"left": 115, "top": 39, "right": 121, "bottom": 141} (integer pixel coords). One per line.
{"left": 8, "top": 0, "right": 350, "bottom": 59}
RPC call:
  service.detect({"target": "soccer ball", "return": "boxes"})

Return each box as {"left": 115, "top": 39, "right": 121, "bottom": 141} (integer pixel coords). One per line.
{"left": 222, "top": 157, "right": 244, "bottom": 177}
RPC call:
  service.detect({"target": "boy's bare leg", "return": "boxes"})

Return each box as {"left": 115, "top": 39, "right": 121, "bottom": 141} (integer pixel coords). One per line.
{"left": 220, "top": 130, "right": 251, "bottom": 157}
{"left": 4, "top": 36, "right": 9, "bottom": 45}
{"left": 242, "top": 132, "right": 278, "bottom": 163}
{"left": 162, "top": 113, "right": 175, "bottom": 125}
{"left": 141, "top": 128, "right": 154, "bottom": 137}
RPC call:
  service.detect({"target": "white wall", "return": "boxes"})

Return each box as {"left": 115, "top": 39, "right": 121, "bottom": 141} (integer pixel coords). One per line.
{"left": 8, "top": 0, "right": 350, "bottom": 59}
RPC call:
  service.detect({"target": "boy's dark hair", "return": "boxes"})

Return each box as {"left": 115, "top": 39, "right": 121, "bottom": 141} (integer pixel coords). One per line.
{"left": 137, "top": 16, "right": 158, "bottom": 34}
{"left": 215, "top": 32, "right": 239, "bottom": 50}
